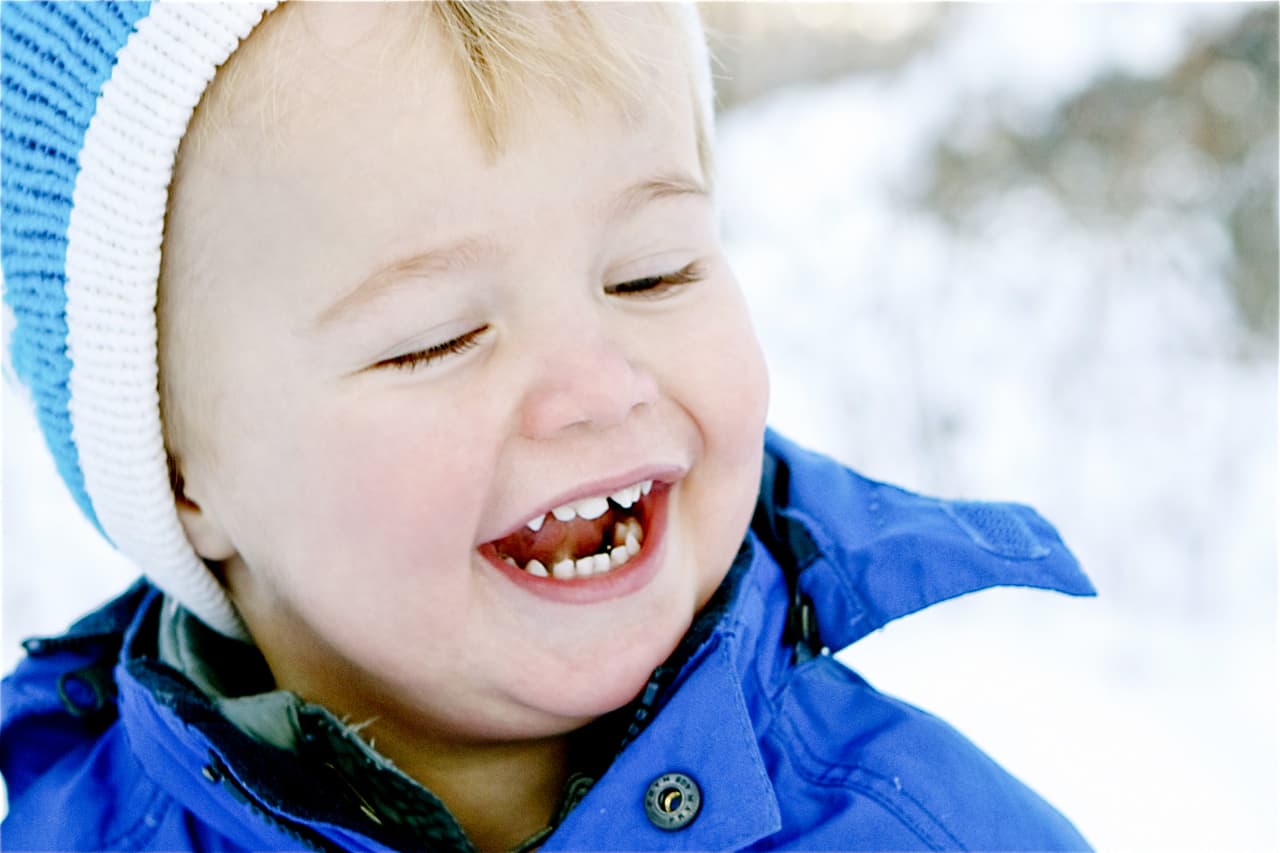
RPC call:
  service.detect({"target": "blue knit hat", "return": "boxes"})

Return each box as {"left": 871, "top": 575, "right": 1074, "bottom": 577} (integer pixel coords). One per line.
{"left": 2, "top": 1, "right": 716, "bottom": 639}
{"left": 3, "top": 1, "right": 277, "bottom": 638}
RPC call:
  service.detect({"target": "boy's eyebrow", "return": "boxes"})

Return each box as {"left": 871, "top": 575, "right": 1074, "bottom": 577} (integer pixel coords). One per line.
{"left": 313, "top": 236, "right": 499, "bottom": 330}
{"left": 611, "top": 171, "right": 708, "bottom": 219}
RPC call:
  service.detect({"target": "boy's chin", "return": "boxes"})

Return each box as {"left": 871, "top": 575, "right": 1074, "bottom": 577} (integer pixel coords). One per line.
{"left": 444, "top": 679, "right": 655, "bottom": 745}
{"left": 508, "top": 642, "right": 683, "bottom": 731}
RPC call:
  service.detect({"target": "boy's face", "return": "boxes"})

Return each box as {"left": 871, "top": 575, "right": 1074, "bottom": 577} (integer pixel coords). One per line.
{"left": 163, "top": 4, "right": 768, "bottom": 746}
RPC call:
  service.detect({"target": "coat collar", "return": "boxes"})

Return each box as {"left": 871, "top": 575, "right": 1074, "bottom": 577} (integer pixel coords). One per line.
{"left": 758, "top": 429, "right": 1095, "bottom": 651}
{"left": 548, "top": 430, "right": 1094, "bottom": 850}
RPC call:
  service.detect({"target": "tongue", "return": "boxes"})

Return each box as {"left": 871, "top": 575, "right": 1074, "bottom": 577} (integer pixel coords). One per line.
{"left": 494, "top": 506, "right": 624, "bottom": 566}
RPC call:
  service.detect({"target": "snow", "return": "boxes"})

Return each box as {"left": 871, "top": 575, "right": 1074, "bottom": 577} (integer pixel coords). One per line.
{"left": 2, "top": 3, "right": 1275, "bottom": 849}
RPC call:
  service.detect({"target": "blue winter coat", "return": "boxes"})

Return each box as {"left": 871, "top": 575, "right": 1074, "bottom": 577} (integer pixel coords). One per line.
{"left": 1, "top": 431, "right": 1095, "bottom": 851}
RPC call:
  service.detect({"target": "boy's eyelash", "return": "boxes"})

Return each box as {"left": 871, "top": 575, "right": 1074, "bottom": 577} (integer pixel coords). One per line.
{"left": 375, "top": 325, "right": 490, "bottom": 372}
{"left": 605, "top": 261, "right": 706, "bottom": 296}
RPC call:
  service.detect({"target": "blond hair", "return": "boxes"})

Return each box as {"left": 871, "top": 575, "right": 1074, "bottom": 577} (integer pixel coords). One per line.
{"left": 184, "top": 2, "right": 712, "bottom": 170}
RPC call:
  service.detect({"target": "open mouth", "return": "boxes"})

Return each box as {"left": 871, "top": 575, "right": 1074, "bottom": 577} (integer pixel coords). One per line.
{"left": 479, "top": 479, "right": 661, "bottom": 581}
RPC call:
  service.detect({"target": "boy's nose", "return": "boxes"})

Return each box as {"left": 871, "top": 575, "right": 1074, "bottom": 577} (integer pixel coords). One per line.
{"left": 518, "top": 334, "right": 659, "bottom": 438}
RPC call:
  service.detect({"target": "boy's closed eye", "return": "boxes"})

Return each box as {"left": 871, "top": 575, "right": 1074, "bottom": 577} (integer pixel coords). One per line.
{"left": 374, "top": 325, "right": 493, "bottom": 372}
{"left": 371, "top": 261, "right": 707, "bottom": 372}
{"left": 602, "top": 260, "right": 705, "bottom": 297}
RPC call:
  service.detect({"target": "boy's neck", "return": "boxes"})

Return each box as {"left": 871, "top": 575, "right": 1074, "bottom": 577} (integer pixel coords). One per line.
{"left": 376, "top": 726, "right": 571, "bottom": 853}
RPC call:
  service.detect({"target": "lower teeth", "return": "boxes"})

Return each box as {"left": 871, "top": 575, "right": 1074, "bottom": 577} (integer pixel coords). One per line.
{"left": 509, "top": 516, "right": 644, "bottom": 580}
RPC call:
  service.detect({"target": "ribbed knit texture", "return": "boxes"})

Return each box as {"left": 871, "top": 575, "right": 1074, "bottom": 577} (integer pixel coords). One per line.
{"left": 2, "top": 2, "right": 278, "bottom": 638}
{"left": 3, "top": 1, "right": 152, "bottom": 531}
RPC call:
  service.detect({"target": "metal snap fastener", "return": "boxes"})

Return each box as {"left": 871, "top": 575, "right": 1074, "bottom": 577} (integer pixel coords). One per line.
{"left": 644, "top": 772, "right": 701, "bottom": 830}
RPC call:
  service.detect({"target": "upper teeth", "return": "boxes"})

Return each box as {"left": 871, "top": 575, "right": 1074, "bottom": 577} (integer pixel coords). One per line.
{"left": 526, "top": 479, "right": 653, "bottom": 530}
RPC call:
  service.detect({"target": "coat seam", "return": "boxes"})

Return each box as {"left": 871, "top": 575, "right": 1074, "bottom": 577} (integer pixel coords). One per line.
{"left": 100, "top": 762, "right": 172, "bottom": 850}
{"left": 773, "top": 710, "right": 968, "bottom": 851}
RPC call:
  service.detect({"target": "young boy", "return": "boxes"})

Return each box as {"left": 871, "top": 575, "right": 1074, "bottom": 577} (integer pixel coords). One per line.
{"left": 1, "top": 2, "right": 1094, "bottom": 850}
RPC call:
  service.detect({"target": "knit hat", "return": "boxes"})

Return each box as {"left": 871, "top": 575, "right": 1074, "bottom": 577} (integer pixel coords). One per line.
{"left": 1, "top": 2, "right": 715, "bottom": 639}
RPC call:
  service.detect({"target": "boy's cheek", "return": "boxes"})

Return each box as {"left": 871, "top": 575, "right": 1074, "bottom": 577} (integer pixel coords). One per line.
{"left": 223, "top": 397, "right": 489, "bottom": 572}
{"left": 301, "top": 415, "right": 488, "bottom": 547}
{"left": 668, "top": 295, "right": 769, "bottom": 552}
{"left": 686, "top": 298, "right": 771, "bottom": 439}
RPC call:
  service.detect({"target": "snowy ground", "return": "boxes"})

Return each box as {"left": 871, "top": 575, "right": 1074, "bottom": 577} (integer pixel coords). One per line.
{"left": 3, "top": 4, "right": 1276, "bottom": 850}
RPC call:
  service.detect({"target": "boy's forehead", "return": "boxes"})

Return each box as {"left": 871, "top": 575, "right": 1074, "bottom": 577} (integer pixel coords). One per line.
{"left": 166, "top": 1, "right": 706, "bottom": 309}
{"left": 194, "top": 1, "right": 692, "bottom": 165}
{"left": 192, "top": 3, "right": 444, "bottom": 155}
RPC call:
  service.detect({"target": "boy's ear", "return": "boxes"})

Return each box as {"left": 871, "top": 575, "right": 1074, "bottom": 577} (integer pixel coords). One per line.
{"left": 170, "top": 462, "right": 238, "bottom": 563}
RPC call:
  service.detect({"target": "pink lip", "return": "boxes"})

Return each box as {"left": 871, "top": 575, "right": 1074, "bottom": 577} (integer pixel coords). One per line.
{"left": 484, "top": 464, "right": 685, "bottom": 544}
{"left": 478, "top": 481, "right": 672, "bottom": 604}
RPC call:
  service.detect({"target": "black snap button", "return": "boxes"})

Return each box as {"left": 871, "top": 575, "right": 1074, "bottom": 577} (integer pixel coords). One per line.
{"left": 56, "top": 666, "right": 111, "bottom": 718}
{"left": 644, "top": 772, "right": 701, "bottom": 830}
{"left": 201, "top": 763, "right": 222, "bottom": 783}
